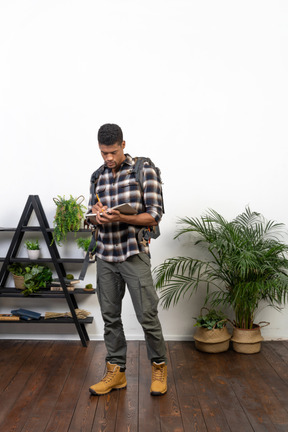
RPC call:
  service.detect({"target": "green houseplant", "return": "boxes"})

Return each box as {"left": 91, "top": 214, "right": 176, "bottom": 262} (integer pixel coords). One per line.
{"left": 8, "top": 263, "right": 26, "bottom": 289}
{"left": 21, "top": 264, "right": 53, "bottom": 296}
{"left": 193, "top": 308, "right": 231, "bottom": 353}
{"left": 194, "top": 308, "right": 228, "bottom": 330}
{"left": 25, "top": 239, "right": 40, "bottom": 250}
{"left": 8, "top": 263, "right": 53, "bottom": 295}
{"left": 25, "top": 239, "right": 40, "bottom": 259}
{"left": 52, "top": 195, "right": 86, "bottom": 246}
{"left": 154, "top": 207, "right": 288, "bottom": 353}
{"left": 76, "top": 237, "right": 92, "bottom": 253}
{"left": 76, "top": 237, "right": 96, "bottom": 261}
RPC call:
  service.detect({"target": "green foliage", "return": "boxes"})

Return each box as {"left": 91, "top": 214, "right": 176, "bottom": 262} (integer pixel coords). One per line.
{"left": 154, "top": 207, "right": 288, "bottom": 329}
{"left": 194, "top": 308, "right": 228, "bottom": 330}
{"left": 76, "top": 237, "right": 95, "bottom": 252}
{"left": 8, "top": 263, "right": 25, "bottom": 276}
{"left": 22, "top": 264, "right": 53, "bottom": 296}
{"left": 52, "top": 195, "right": 86, "bottom": 246}
{"left": 9, "top": 263, "right": 52, "bottom": 296}
{"left": 85, "top": 283, "right": 93, "bottom": 289}
{"left": 66, "top": 274, "right": 74, "bottom": 280}
{"left": 24, "top": 239, "right": 40, "bottom": 250}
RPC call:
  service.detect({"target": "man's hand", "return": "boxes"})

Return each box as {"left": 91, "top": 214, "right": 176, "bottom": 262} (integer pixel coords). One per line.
{"left": 95, "top": 209, "right": 121, "bottom": 225}
{"left": 92, "top": 202, "right": 108, "bottom": 214}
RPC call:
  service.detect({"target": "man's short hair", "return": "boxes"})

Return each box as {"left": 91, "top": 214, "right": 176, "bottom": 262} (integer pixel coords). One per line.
{"left": 98, "top": 124, "right": 123, "bottom": 146}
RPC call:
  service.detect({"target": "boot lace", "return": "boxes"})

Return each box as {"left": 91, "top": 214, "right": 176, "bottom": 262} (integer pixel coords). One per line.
{"left": 152, "top": 364, "right": 165, "bottom": 382}
{"left": 101, "top": 368, "right": 116, "bottom": 383}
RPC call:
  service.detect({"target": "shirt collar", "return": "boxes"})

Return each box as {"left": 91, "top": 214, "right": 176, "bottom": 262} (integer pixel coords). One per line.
{"left": 103, "top": 154, "right": 133, "bottom": 172}
{"left": 123, "top": 154, "right": 133, "bottom": 167}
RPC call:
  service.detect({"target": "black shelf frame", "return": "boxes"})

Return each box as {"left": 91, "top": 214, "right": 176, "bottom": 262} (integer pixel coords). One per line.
{"left": 0, "top": 195, "right": 94, "bottom": 347}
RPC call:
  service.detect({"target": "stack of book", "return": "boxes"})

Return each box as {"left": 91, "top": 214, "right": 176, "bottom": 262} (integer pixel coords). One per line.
{"left": 10, "top": 309, "right": 41, "bottom": 321}
{"left": 50, "top": 278, "right": 80, "bottom": 292}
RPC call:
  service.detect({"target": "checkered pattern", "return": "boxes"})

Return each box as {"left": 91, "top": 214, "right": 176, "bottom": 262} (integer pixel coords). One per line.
{"left": 87, "top": 154, "right": 163, "bottom": 262}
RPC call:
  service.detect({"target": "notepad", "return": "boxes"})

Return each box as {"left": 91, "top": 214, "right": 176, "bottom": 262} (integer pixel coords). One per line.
{"left": 86, "top": 203, "right": 137, "bottom": 216}
{"left": 108, "top": 203, "right": 137, "bottom": 215}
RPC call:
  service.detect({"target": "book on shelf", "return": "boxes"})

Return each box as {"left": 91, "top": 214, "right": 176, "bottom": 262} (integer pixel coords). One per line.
{"left": 50, "top": 286, "right": 75, "bottom": 292}
{"left": 10, "top": 309, "right": 41, "bottom": 320}
{"left": 0, "top": 314, "right": 20, "bottom": 321}
{"left": 52, "top": 278, "right": 80, "bottom": 285}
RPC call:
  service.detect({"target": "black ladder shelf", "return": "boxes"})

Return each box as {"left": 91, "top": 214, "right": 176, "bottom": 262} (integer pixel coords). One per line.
{"left": 0, "top": 195, "right": 94, "bottom": 347}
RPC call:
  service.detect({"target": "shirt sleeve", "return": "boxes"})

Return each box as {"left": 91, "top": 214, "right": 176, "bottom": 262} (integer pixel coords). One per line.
{"left": 142, "top": 163, "right": 164, "bottom": 223}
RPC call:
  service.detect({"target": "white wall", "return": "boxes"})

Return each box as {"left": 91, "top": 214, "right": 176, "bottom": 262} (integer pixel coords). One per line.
{"left": 0, "top": 0, "right": 288, "bottom": 341}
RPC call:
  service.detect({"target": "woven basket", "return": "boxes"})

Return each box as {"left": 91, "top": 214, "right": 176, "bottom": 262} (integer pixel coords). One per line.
{"left": 231, "top": 325, "right": 264, "bottom": 354}
{"left": 194, "top": 327, "right": 231, "bottom": 353}
{"left": 13, "top": 275, "right": 25, "bottom": 290}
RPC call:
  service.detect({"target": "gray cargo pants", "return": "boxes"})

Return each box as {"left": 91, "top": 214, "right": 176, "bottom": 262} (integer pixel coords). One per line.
{"left": 97, "top": 253, "right": 167, "bottom": 368}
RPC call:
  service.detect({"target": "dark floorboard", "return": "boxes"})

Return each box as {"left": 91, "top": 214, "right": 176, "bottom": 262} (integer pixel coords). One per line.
{"left": 0, "top": 340, "right": 287, "bottom": 432}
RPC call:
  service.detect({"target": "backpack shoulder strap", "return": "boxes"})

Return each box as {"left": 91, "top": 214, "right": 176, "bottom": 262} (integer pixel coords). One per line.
{"left": 91, "top": 164, "right": 105, "bottom": 183}
{"left": 90, "top": 164, "right": 105, "bottom": 205}
{"left": 133, "top": 157, "right": 160, "bottom": 190}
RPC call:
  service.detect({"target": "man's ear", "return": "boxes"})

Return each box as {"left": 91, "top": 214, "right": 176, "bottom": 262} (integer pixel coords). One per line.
{"left": 122, "top": 141, "right": 126, "bottom": 150}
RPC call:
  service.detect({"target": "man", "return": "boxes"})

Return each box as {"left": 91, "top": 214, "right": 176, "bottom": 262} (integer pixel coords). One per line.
{"left": 87, "top": 123, "right": 167, "bottom": 396}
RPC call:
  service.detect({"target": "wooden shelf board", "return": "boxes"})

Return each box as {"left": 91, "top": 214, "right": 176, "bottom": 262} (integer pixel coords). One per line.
{"left": 0, "top": 288, "right": 96, "bottom": 297}
{"left": 0, "top": 317, "right": 93, "bottom": 324}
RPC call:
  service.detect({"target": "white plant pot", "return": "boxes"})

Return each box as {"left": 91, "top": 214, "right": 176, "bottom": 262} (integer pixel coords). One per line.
{"left": 27, "top": 249, "right": 40, "bottom": 260}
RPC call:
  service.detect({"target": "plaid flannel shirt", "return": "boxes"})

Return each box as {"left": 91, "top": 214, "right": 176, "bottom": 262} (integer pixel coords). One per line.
{"left": 87, "top": 154, "right": 163, "bottom": 262}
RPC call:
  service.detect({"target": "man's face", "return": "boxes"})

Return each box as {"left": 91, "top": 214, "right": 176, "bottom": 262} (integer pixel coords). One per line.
{"left": 99, "top": 141, "right": 126, "bottom": 172}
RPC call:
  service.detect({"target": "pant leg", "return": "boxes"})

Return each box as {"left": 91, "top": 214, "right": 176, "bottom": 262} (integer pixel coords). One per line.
{"left": 97, "top": 258, "right": 127, "bottom": 367}
{"left": 118, "top": 253, "right": 167, "bottom": 364}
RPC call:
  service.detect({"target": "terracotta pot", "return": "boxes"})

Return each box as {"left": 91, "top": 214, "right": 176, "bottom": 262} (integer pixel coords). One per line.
{"left": 194, "top": 326, "right": 231, "bottom": 353}
{"left": 231, "top": 325, "right": 264, "bottom": 354}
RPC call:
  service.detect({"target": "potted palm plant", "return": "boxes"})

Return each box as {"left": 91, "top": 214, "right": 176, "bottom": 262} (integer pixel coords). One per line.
{"left": 154, "top": 207, "right": 288, "bottom": 354}
{"left": 52, "top": 195, "right": 86, "bottom": 246}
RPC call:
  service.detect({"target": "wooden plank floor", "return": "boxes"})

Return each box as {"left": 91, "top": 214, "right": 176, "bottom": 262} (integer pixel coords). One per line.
{"left": 0, "top": 340, "right": 288, "bottom": 432}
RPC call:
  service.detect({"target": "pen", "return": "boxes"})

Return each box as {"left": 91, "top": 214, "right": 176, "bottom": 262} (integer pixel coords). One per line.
{"left": 96, "top": 194, "right": 103, "bottom": 213}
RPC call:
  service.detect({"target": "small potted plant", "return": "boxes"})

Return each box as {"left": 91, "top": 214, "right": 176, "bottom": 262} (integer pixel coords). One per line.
{"left": 76, "top": 237, "right": 92, "bottom": 256}
{"left": 8, "top": 263, "right": 25, "bottom": 289}
{"left": 52, "top": 195, "right": 86, "bottom": 246}
{"left": 24, "top": 239, "right": 40, "bottom": 259}
{"left": 193, "top": 308, "right": 231, "bottom": 353}
{"left": 76, "top": 237, "right": 96, "bottom": 261}
{"left": 8, "top": 263, "right": 52, "bottom": 295}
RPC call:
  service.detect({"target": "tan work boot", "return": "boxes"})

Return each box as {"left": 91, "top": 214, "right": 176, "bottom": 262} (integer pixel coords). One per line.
{"left": 150, "top": 362, "right": 167, "bottom": 396}
{"left": 89, "top": 362, "right": 127, "bottom": 396}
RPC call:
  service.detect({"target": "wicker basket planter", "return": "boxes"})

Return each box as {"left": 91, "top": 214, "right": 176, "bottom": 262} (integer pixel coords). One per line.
{"left": 231, "top": 325, "right": 264, "bottom": 354}
{"left": 194, "top": 326, "right": 231, "bottom": 353}
{"left": 13, "top": 274, "right": 25, "bottom": 290}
